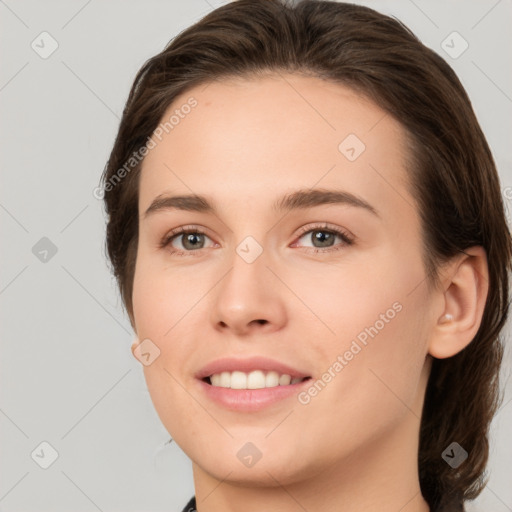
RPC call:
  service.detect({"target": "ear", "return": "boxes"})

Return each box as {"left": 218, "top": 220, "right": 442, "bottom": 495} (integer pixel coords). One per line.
{"left": 428, "top": 246, "right": 489, "bottom": 359}
{"left": 131, "top": 336, "right": 140, "bottom": 358}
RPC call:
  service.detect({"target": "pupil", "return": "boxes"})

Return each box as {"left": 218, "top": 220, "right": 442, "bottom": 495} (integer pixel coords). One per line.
{"left": 314, "top": 231, "right": 333, "bottom": 247}
{"left": 184, "top": 233, "right": 203, "bottom": 249}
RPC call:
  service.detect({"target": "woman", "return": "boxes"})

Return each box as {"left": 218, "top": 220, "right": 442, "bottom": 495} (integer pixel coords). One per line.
{"left": 99, "top": 1, "right": 512, "bottom": 510}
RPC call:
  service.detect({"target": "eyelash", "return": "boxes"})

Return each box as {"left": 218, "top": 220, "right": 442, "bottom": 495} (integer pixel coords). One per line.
{"left": 159, "top": 223, "right": 354, "bottom": 257}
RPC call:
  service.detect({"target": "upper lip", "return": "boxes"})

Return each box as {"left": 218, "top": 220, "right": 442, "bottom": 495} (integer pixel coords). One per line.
{"left": 196, "top": 356, "right": 311, "bottom": 380}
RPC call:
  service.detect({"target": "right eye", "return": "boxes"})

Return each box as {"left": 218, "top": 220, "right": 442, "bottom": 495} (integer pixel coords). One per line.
{"left": 160, "top": 226, "right": 216, "bottom": 256}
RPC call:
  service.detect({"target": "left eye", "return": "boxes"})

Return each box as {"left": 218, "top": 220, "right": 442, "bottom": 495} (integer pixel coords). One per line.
{"left": 292, "top": 227, "right": 353, "bottom": 251}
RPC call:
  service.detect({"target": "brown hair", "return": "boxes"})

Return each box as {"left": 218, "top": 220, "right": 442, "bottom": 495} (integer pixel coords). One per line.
{"left": 100, "top": 1, "right": 512, "bottom": 509}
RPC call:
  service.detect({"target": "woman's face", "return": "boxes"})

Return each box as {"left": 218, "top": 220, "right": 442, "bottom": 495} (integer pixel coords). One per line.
{"left": 132, "top": 73, "right": 439, "bottom": 486}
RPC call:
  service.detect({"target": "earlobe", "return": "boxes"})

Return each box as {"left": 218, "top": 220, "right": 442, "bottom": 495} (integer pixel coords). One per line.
{"left": 428, "top": 246, "right": 489, "bottom": 359}
{"left": 131, "top": 336, "right": 140, "bottom": 358}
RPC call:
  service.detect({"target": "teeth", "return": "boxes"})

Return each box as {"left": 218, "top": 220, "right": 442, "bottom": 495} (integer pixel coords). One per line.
{"left": 209, "top": 370, "right": 306, "bottom": 389}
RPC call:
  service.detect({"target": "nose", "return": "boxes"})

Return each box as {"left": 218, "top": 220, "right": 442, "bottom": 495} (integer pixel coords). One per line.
{"left": 210, "top": 246, "right": 287, "bottom": 337}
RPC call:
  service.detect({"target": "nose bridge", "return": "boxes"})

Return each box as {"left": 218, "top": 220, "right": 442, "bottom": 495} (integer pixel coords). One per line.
{"left": 235, "top": 233, "right": 266, "bottom": 266}
{"left": 222, "top": 233, "right": 271, "bottom": 303}
{"left": 210, "top": 231, "right": 286, "bottom": 333}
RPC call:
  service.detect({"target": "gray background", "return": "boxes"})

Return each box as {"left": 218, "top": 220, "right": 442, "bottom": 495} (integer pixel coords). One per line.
{"left": 1, "top": 0, "right": 511, "bottom": 511}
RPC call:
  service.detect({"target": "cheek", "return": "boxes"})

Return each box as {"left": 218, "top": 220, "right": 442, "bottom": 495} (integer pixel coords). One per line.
{"left": 297, "top": 296, "right": 428, "bottom": 453}
{"left": 288, "top": 247, "right": 429, "bottom": 404}
{"left": 132, "top": 251, "right": 192, "bottom": 336}
{"left": 132, "top": 260, "right": 202, "bottom": 442}
{"left": 279, "top": 246, "right": 411, "bottom": 343}
{"left": 331, "top": 281, "right": 431, "bottom": 426}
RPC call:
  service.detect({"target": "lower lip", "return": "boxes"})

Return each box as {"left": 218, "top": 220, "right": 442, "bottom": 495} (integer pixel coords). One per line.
{"left": 196, "top": 378, "right": 312, "bottom": 412}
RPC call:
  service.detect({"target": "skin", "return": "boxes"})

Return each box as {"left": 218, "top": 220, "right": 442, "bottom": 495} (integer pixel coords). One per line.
{"left": 130, "top": 73, "right": 488, "bottom": 512}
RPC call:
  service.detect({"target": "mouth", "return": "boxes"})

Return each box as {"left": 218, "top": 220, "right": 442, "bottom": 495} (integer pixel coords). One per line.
{"left": 196, "top": 356, "right": 312, "bottom": 389}
{"left": 201, "top": 371, "right": 312, "bottom": 389}
{"left": 197, "top": 371, "right": 313, "bottom": 412}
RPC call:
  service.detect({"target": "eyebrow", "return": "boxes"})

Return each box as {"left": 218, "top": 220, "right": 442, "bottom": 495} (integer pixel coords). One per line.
{"left": 143, "top": 188, "right": 380, "bottom": 219}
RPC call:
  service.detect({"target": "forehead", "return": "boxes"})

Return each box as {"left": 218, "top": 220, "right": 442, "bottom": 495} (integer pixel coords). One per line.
{"left": 139, "top": 73, "right": 416, "bottom": 224}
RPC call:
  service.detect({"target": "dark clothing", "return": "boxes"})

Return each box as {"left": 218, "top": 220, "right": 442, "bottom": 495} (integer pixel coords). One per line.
{"left": 181, "top": 496, "right": 197, "bottom": 512}
{"left": 181, "top": 495, "right": 464, "bottom": 511}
